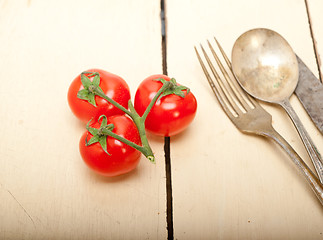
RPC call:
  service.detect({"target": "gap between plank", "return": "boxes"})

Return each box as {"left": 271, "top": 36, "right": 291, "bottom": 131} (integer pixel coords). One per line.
{"left": 161, "top": 0, "right": 174, "bottom": 239}
{"left": 304, "top": 0, "right": 323, "bottom": 82}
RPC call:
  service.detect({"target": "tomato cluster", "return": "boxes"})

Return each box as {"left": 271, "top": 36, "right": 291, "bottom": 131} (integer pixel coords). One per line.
{"left": 68, "top": 70, "right": 197, "bottom": 177}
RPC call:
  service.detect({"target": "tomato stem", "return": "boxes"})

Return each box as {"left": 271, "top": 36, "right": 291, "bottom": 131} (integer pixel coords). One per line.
{"left": 84, "top": 83, "right": 156, "bottom": 162}
{"left": 141, "top": 81, "right": 171, "bottom": 121}
{"left": 133, "top": 116, "right": 155, "bottom": 162}
{"left": 78, "top": 72, "right": 175, "bottom": 163}
{"left": 103, "top": 129, "right": 150, "bottom": 157}
{"left": 94, "top": 88, "right": 133, "bottom": 116}
{"left": 94, "top": 82, "right": 172, "bottom": 163}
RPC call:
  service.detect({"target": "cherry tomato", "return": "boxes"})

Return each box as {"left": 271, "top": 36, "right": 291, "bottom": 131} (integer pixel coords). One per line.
{"left": 79, "top": 115, "right": 141, "bottom": 177}
{"left": 134, "top": 74, "right": 197, "bottom": 137}
{"left": 68, "top": 69, "right": 130, "bottom": 123}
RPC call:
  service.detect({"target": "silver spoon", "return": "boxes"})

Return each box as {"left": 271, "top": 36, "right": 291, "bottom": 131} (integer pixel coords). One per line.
{"left": 231, "top": 28, "right": 323, "bottom": 183}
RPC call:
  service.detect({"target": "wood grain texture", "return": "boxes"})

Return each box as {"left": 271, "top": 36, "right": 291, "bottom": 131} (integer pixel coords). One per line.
{"left": 166, "top": 0, "right": 323, "bottom": 239}
{"left": 306, "top": 0, "right": 323, "bottom": 82}
{"left": 0, "top": 0, "right": 166, "bottom": 239}
{"left": 2, "top": 0, "right": 323, "bottom": 239}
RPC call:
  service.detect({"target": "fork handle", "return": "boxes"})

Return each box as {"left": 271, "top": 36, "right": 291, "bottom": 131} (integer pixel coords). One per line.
{"left": 262, "top": 126, "right": 323, "bottom": 206}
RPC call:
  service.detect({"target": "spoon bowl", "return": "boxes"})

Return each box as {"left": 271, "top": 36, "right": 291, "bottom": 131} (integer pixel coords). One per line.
{"left": 231, "top": 28, "right": 298, "bottom": 103}
{"left": 231, "top": 28, "right": 323, "bottom": 183}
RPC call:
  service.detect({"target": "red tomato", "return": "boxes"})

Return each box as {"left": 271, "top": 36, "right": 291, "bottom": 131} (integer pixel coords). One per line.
{"left": 79, "top": 115, "right": 141, "bottom": 177}
{"left": 134, "top": 74, "right": 197, "bottom": 137}
{"left": 68, "top": 69, "right": 130, "bottom": 123}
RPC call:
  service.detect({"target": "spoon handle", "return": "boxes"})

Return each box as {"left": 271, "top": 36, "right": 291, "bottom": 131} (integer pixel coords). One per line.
{"left": 280, "top": 98, "right": 323, "bottom": 184}
{"left": 263, "top": 125, "right": 323, "bottom": 206}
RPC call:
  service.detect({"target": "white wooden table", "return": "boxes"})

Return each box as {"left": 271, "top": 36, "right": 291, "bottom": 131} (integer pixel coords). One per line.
{"left": 0, "top": 0, "right": 322, "bottom": 239}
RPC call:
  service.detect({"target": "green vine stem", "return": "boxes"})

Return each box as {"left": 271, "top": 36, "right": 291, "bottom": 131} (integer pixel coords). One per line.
{"left": 78, "top": 71, "right": 173, "bottom": 163}
{"left": 86, "top": 116, "right": 154, "bottom": 161}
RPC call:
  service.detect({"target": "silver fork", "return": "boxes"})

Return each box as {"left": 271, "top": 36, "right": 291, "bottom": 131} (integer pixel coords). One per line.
{"left": 195, "top": 38, "right": 323, "bottom": 206}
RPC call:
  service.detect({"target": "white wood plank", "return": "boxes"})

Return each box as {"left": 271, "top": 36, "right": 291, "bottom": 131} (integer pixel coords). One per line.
{"left": 307, "top": 0, "right": 323, "bottom": 81}
{"left": 0, "top": 1, "right": 166, "bottom": 239}
{"left": 166, "top": 0, "right": 323, "bottom": 239}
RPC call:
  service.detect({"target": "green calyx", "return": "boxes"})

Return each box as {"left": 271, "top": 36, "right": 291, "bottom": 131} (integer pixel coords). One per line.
{"left": 154, "top": 78, "right": 190, "bottom": 99}
{"left": 85, "top": 115, "right": 114, "bottom": 155}
{"left": 77, "top": 72, "right": 103, "bottom": 106}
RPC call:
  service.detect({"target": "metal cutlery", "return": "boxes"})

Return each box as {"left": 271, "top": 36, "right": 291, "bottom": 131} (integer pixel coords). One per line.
{"left": 295, "top": 55, "right": 323, "bottom": 134}
{"left": 195, "top": 38, "right": 323, "bottom": 205}
{"left": 231, "top": 28, "right": 323, "bottom": 183}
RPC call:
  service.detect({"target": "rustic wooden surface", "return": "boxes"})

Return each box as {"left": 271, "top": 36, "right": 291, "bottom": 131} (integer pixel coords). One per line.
{"left": 307, "top": 0, "right": 323, "bottom": 82}
{"left": 0, "top": 1, "right": 166, "bottom": 239}
{"left": 1, "top": 0, "right": 323, "bottom": 239}
{"left": 167, "top": 0, "right": 323, "bottom": 239}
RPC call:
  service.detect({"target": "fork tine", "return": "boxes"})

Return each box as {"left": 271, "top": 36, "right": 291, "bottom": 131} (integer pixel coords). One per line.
{"left": 214, "top": 37, "right": 259, "bottom": 108}
{"left": 214, "top": 37, "right": 232, "bottom": 69}
{"left": 209, "top": 39, "right": 253, "bottom": 111}
{"left": 194, "top": 46, "right": 236, "bottom": 119}
{"left": 199, "top": 43, "right": 244, "bottom": 116}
